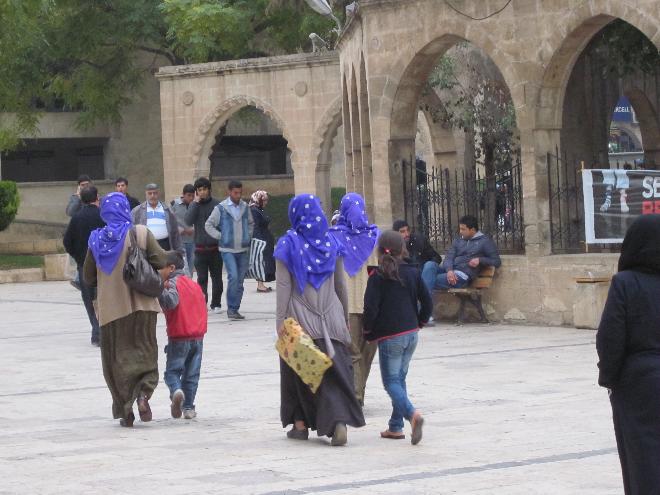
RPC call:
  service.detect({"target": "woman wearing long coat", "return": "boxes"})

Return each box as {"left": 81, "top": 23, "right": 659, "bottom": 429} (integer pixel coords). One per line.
{"left": 275, "top": 194, "right": 365, "bottom": 446}
{"left": 597, "top": 214, "right": 660, "bottom": 494}
{"left": 84, "top": 192, "right": 168, "bottom": 427}
{"left": 249, "top": 190, "right": 276, "bottom": 291}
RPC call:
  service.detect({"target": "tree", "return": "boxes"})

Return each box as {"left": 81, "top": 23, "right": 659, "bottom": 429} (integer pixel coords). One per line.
{"left": 0, "top": 181, "right": 20, "bottom": 232}
{"left": 0, "top": 0, "right": 342, "bottom": 150}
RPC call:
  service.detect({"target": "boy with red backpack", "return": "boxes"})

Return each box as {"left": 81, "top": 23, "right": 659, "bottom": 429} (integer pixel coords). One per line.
{"left": 158, "top": 251, "right": 208, "bottom": 419}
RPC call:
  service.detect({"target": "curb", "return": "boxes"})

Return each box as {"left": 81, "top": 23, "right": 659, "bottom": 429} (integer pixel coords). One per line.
{"left": 0, "top": 268, "right": 45, "bottom": 284}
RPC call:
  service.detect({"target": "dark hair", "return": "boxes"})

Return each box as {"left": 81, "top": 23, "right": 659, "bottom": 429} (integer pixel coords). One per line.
{"left": 392, "top": 219, "right": 409, "bottom": 231}
{"left": 194, "top": 177, "right": 211, "bottom": 190}
{"left": 115, "top": 177, "right": 128, "bottom": 186}
{"left": 164, "top": 251, "right": 185, "bottom": 270}
{"left": 80, "top": 186, "right": 98, "bottom": 204}
{"left": 377, "top": 230, "right": 405, "bottom": 284}
{"left": 182, "top": 184, "right": 195, "bottom": 194}
{"left": 459, "top": 215, "right": 479, "bottom": 230}
{"left": 228, "top": 180, "right": 242, "bottom": 190}
{"left": 77, "top": 174, "right": 91, "bottom": 185}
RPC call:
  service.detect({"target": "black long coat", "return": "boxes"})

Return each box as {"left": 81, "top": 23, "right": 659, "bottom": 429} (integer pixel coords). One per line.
{"left": 250, "top": 205, "right": 275, "bottom": 282}
{"left": 597, "top": 270, "right": 660, "bottom": 495}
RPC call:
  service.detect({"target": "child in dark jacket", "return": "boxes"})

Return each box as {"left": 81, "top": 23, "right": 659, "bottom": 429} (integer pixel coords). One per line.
{"left": 158, "top": 251, "right": 208, "bottom": 419}
{"left": 363, "top": 230, "right": 433, "bottom": 445}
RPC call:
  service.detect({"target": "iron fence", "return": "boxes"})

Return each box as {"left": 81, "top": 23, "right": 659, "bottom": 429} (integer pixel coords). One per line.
{"left": 402, "top": 159, "right": 525, "bottom": 254}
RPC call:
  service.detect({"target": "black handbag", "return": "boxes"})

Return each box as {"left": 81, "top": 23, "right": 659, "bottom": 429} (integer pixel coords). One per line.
{"left": 123, "top": 227, "right": 164, "bottom": 297}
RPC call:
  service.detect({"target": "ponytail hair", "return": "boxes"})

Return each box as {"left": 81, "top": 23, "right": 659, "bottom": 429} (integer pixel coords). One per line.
{"left": 377, "top": 230, "right": 406, "bottom": 284}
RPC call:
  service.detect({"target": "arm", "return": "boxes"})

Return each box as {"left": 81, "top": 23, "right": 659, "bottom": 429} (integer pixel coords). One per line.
{"left": 168, "top": 210, "right": 183, "bottom": 253}
{"left": 63, "top": 219, "right": 75, "bottom": 257}
{"left": 275, "top": 260, "right": 293, "bottom": 332}
{"left": 422, "top": 237, "right": 442, "bottom": 264}
{"left": 65, "top": 195, "right": 81, "bottom": 217}
{"left": 83, "top": 249, "right": 97, "bottom": 287}
{"left": 417, "top": 271, "right": 433, "bottom": 324}
{"left": 362, "top": 274, "right": 381, "bottom": 338}
{"left": 204, "top": 206, "right": 222, "bottom": 240}
{"left": 158, "top": 276, "right": 180, "bottom": 310}
{"left": 596, "top": 276, "right": 627, "bottom": 388}
{"left": 443, "top": 241, "right": 457, "bottom": 271}
{"left": 144, "top": 228, "right": 169, "bottom": 269}
{"left": 478, "top": 237, "right": 502, "bottom": 268}
{"left": 334, "top": 257, "right": 349, "bottom": 323}
{"left": 131, "top": 205, "right": 140, "bottom": 225}
{"left": 247, "top": 206, "right": 255, "bottom": 238}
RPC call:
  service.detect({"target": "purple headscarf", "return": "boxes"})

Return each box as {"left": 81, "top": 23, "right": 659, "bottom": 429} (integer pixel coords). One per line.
{"left": 88, "top": 192, "right": 133, "bottom": 274}
{"left": 274, "top": 194, "right": 338, "bottom": 294}
{"left": 328, "top": 193, "right": 380, "bottom": 277}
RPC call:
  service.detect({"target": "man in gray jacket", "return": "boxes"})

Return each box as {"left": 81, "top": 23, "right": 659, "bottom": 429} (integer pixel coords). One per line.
{"left": 171, "top": 184, "right": 195, "bottom": 277}
{"left": 205, "top": 180, "right": 254, "bottom": 320}
{"left": 132, "top": 183, "right": 183, "bottom": 254}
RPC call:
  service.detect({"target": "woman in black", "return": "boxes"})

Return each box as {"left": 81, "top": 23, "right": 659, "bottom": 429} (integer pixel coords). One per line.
{"left": 249, "top": 190, "right": 276, "bottom": 292}
{"left": 597, "top": 214, "right": 660, "bottom": 494}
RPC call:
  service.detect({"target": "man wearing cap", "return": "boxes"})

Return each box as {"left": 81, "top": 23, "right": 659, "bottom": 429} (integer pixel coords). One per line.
{"left": 132, "top": 183, "right": 183, "bottom": 254}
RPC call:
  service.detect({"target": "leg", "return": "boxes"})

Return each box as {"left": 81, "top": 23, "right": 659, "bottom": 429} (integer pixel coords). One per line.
{"left": 222, "top": 252, "right": 239, "bottom": 312}
{"left": 209, "top": 251, "right": 223, "bottom": 309}
{"left": 194, "top": 251, "right": 210, "bottom": 304}
{"left": 234, "top": 251, "right": 249, "bottom": 311}
{"left": 421, "top": 261, "right": 440, "bottom": 294}
{"left": 184, "top": 242, "right": 195, "bottom": 277}
{"left": 181, "top": 339, "right": 203, "bottom": 410}
{"left": 78, "top": 265, "right": 100, "bottom": 344}
{"left": 163, "top": 340, "right": 188, "bottom": 398}
{"left": 378, "top": 336, "right": 416, "bottom": 433}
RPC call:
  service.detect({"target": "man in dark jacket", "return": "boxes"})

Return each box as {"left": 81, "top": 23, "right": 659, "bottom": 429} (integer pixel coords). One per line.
{"left": 184, "top": 177, "right": 223, "bottom": 313}
{"left": 421, "top": 214, "right": 501, "bottom": 293}
{"left": 63, "top": 186, "right": 105, "bottom": 346}
{"left": 392, "top": 219, "right": 442, "bottom": 266}
{"left": 115, "top": 177, "right": 141, "bottom": 210}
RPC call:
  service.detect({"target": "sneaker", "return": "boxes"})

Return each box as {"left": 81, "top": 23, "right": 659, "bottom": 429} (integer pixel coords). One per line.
{"left": 227, "top": 311, "right": 245, "bottom": 320}
{"left": 170, "top": 389, "right": 184, "bottom": 419}
{"left": 183, "top": 408, "right": 197, "bottom": 420}
{"left": 212, "top": 307, "right": 223, "bottom": 314}
{"left": 425, "top": 317, "right": 436, "bottom": 327}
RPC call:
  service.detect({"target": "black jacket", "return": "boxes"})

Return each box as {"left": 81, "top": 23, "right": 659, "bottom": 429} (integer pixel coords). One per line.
{"left": 126, "top": 194, "right": 140, "bottom": 210}
{"left": 184, "top": 196, "right": 220, "bottom": 247}
{"left": 63, "top": 204, "right": 105, "bottom": 266}
{"left": 407, "top": 233, "right": 442, "bottom": 266}
{"left": 362, "top": 262, "right": 433, "bottom": 342}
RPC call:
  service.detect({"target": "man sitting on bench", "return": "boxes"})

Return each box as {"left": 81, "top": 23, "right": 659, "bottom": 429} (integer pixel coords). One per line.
{"left": 421, "top": 215, "right": 501, "bottom": 294}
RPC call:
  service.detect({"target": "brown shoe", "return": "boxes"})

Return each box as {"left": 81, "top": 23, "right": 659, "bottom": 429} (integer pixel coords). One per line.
{"left": 137, "top": 394, "right": 152, "bottom": 422}
{"left": 380, "top": 430, "right": 405, "bottom": 440}
{"left": 119, "top": 411, "right": 135, "bottom": 427}
{"left": 411, "top": 412, "right": 424, "bottom": 445}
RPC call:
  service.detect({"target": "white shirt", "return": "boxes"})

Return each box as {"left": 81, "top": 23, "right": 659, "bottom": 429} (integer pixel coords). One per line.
{"left": 146, "top": 203, "right": 168, "bottom": 240}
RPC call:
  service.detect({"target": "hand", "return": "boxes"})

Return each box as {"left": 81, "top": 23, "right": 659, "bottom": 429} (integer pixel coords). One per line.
{"left": 76, "top": 185, "right": 82, "bottom": 196}
{"left": 194, "top": 192, "right": 201, "bottom": 203}
{"left": 468, "top": 258, "right": 480, "bottom": 268}
{"left": 184, "top": 228, "right": 194, "bottom": 235}
{"left": 447, "top": 270, "right": 458, "bottom": 286}
{"left": 277, "top": 323, "right": 286, "bottom": 338}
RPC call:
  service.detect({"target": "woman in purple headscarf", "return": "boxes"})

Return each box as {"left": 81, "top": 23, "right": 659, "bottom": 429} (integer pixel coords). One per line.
{"left": 274, "top": 194, "right": 365, "bottom": 446}
{"left": 328, "top": 193, "right": 380, "bottom": 406}
{"left": 84, "top": 192, "right": 168, "bottom": 427}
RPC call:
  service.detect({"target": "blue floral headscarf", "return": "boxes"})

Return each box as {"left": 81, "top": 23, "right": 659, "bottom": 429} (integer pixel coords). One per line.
{"left": 274, "top": 194, "right": 338, "bottom": 294}
{"left": 88, "top": 193, "right": 133, "bottom": 274}
{"left": 328, "top": 193, "right": 380, "bottom": 277}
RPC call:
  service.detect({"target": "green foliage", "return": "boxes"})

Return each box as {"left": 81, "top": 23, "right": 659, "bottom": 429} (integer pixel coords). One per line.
{"left": 0, "top": 181, "right": 20, "bottom": 232}
{"left": 0, "top": 255, "right": 43, "bottom": 270}
{"left": 265, "top": 193, "right": 295, "bottom": 239}
{"left": 591, "top": 20, "right": 660, "bottom": 78}
{"left": 331, "top": 187, "right": 346, "bottom": 212}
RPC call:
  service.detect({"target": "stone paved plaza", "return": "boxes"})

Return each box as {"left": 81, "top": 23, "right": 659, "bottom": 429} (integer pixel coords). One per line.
{"left": 0, "top": 280, "right": 622, "bottom": 494}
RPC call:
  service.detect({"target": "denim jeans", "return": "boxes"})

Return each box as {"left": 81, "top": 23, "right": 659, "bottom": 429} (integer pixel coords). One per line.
{"left": 194, "top": 249, "right": 223, "bottom": 309}
{"left": 78, "top": 265, "right": 99, "bottom": 342}
{"left": 183, "top": 241, "right": 195, "bottom": 278}
{"left": 221, "top": 251, "right": 249, "bottom": 312}
{"left": 421, "top": 261, "right": 470, "bottom": 292}
{"left": 378, "top": 332, "right": 419, "bottom": 433}
{"left": 164, "top": 339, "right": 203, "bottom": 410}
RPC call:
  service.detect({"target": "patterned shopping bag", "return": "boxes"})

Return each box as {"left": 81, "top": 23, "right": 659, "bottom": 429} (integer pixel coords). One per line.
{"left": 276, "top": 318, "right": 333, "bottom": 393}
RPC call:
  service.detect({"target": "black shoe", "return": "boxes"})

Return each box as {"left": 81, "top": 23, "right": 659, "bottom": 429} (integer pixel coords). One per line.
{"left": 227, "top": 311, "right": 245, "bottom": 320}
{"left": 91, "top": 339, "right": 100, "bottom": 347}
{"left": 286, "top": 427, "right": 309, "bottom": 440}
{"left": 119, "top": 412, "right": 135, "bottom": 427}
{"left": 70, "top": 280, "right": 81, "bottom": 291}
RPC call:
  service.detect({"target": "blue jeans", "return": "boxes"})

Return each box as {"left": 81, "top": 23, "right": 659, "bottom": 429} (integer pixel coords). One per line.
{"left": 421, "top": 261, "right": 470, "bottom": 292}
{"left": 221, "top": 251, "right": 249, "bottom": 312}
{"left": 378, "top": 332, "right": 419, "bottom": 433}
{"left": 164, "top": 339, "right": 203, "bottom": 410}
{"left": 78, "top": 265, "right": 99, "bottom": 342}
{"left": 183, "top": 242, "right": 195, "bottom": 278}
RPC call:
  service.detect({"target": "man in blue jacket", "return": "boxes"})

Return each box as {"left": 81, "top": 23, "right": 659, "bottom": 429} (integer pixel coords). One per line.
{"left": 205, "top": 180, "right": 254, "bottom": 320}
{"left": 421, "top": 215, "right": 501, "bottom": 293}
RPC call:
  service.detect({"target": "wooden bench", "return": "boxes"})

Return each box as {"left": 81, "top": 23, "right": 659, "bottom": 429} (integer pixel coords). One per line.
{"left": 443, "top": 266, "right": 496, "bottom": 324}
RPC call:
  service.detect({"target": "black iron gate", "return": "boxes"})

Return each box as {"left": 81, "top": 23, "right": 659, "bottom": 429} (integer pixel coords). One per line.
{"left": 402, "top": 159, "right": 525, "bottom": 254}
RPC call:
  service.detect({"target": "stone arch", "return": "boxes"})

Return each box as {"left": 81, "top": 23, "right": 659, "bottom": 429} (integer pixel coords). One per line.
{"left": 311, "top": 96, "right": 343, "bottom": 213}
{"left": 358, "top": 54, "right": 374, "bottom": 215}
{"left": 417, "top": 90, "right": 458, "bottom": 171}
{"left": 625, "top": 88, "right": 660, "bottom": 166}
{"left": 191, "top": 95, "right": 297, "bottom": 179}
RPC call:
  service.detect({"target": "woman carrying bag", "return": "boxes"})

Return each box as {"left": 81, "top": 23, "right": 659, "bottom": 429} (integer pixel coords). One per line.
{"left": 275, "top": 194, "right": 365, "bottom": 446}
{"left": 84, "top": 192, "right": 168, "bottom": 427}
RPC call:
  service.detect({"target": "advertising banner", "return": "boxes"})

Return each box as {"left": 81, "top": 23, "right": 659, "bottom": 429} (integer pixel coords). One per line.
{"left": 582, "top": 169, "right": 660, "bottom": 243}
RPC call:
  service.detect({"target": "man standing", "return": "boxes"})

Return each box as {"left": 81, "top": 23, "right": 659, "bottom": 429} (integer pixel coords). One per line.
{"left": 131, "top": 183, "right": 183, "bottom": 253}
{"left": 205, "top": 180, "right": 254, "bottom": 320}
{"left": 114, "top": 177, "right": 141, "bottom": 210}
{"left": 185, "top": 177, "right": 223, "bottom": 313}
{"left": 421, "top": 214, "right": 501, "bottom": 293}
{"left": 63, "top": 186, "right": 105, "bottom": 346}
{"left": 392, "top": 219, "right": 442, "bottom": 266}
{"left": 171, "top": 184, "right": 196, "bottom": 277}
{"left": 65, "top": 175, "right": 92, "bottom": 217}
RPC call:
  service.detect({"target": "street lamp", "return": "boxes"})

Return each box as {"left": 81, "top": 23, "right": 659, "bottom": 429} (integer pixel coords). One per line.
{"left": 303, "top": 0, "right": 342, "bottom": 32}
